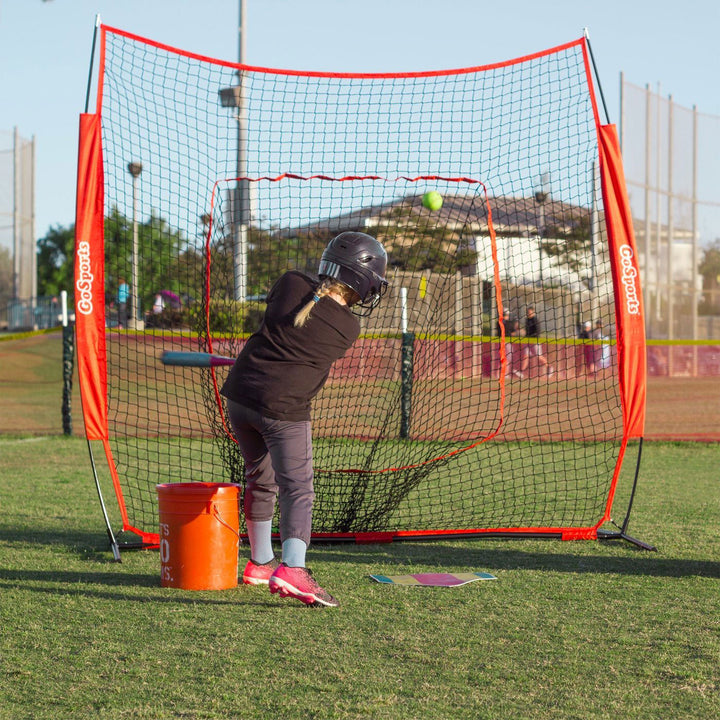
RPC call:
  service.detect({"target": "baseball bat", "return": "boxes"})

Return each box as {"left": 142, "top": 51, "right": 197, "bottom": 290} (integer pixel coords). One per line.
{"left": 160, "top": 351, "right": 235, "bottom": 368}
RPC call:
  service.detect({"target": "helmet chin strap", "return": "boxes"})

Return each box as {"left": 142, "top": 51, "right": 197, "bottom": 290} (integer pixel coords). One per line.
{"left": 350, "top": 298, "right": 378, "bottom": 317}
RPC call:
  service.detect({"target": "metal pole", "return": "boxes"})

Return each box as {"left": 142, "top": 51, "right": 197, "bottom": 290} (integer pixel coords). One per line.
{"left": 400, "top": 287, "right": 414, "bottom": 439}
{"left": 590, "top": 160, "right": 597, "bottom": 295}
{"left": 132, "top": 177, "right": 139, "bottom": 322}
{"left": 238, "top": 0, "right": 246, "bottom": 67}
{"left": 13, "top": 126, "right": 20, "bottom": 300}
{"left": 655, "top": 83, "right": 662, "bottom": 324}
{"left": 592, "top": 161, "right": 603, "bottom": 323}
{"left": 667, "top": 95, "right": 674, "bottom": 343}
{"left": 61, "top": 290, "right": 73, "bottom": 437}
{"left": 644, "top": 84, "right": 652, "bottom": 336}
{"left": 234, "top": 0, "right": 249, "bottom": 302}
{"left": 538, "top": 201, "right": 545, "bottom": 288}
{"left": 590, "top": 160, "right": 601, "bottom": 323}
{"left": 535, "top": 174, "right": 548, "bottom": 290}
{"left": 31, "top": 135, "right": 36, "bottom": 301}
{"left": 691, "top": 105, "right": 699, "bottom": 357}
{"left": 619, "top": 72, "right": 624, "bottom": 153}
{"left": 400, "top": 287, "right": 408, "bottom": 334}
{"left": 583, "top": 29, "right": 611, "bottom": 125}
{"left": 128, "top": 162, "right": 143, "bottom": 329}
{"left": 85, "top": 15, "right": 101, "bottom": 113}
{"left": 132, "top": 175, "right": 139, "bottom": 324}
{"left": 60, "top": 289, "right": 69, "bottom": 327}
{"left": 87, "top": 436, "right": 122, "bottom": 562}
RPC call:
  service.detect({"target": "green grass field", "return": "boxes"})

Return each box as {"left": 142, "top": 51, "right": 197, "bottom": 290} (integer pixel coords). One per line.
{"left": 1, "top": 436, "right": 718, "bottom": 719}
{"left": 1, "top": 332, "right": 719, "bottom": 718}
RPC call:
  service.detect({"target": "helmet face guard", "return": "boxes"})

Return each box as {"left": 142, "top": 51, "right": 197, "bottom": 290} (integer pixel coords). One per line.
{"left": 349, "top": 278, "right": 389, "bottom": 317}
{"left": 318, "top": 232, "right": 389, "bottom": 317}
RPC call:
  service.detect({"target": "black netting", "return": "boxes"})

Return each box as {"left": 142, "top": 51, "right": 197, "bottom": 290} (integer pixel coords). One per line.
{"left": 97, "top": 28, "right": 627, "bottom": 540}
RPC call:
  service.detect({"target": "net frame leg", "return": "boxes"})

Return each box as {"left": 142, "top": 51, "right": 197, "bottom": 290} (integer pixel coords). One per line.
{"left": 86, "top": 438, "right": 122, "bottom": 562}
{"left": 597, "top": 438, "right": 656, "bottom": 551}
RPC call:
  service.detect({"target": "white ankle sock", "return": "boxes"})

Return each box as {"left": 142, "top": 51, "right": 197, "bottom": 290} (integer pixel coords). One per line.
{"left": 246, "top": 519, "right": 274, "bottom": 564}
{"left": 281, "top": 538, "right": 307, "bottom": 567}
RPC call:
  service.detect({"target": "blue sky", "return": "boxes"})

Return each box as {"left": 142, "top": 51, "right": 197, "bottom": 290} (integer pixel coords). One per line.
{"left": 1, "top": 0, "right": 718, "bottom": 241}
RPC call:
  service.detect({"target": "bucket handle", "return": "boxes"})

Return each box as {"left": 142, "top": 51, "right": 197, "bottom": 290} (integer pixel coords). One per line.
{"left": 211, "top": 502, "right": 241, "bottom": 541}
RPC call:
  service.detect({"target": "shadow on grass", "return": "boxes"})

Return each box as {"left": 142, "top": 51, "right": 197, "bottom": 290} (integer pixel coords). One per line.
{"left": 0, "top": 525, "right": 131, "bottom": 562}
{"left": 0, "top": 568, "right": 282, "bottom": 608}
{"left": 4, "top": 526, "right": 719, "bottom": 582}
{"left": 310, "top": 542, "right": 720, "bottom": 579}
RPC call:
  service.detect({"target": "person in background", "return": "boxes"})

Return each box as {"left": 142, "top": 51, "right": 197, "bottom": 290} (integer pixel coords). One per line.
{"left": 116, "top": 277, "right": 129, "bottom": 329}
{"left": 593, "top": 319, "right": 610, "bottom": 371}
{"left": 520, "top": 305, "right": 553, "bottom": 377}
{"left": 496, "top": 308, "right": 513, "bottom": 378}
{"left": 508, "top": 317, "right": 524, "bottom": 378}
{"left": 580, "top": 320, "right": 595, "bottom": 375}
{"left": 153, "top": 293, "right": 165, "bottom": 314}
{"left": 220, "top": 232, "right": 388, "bottom": 608}
{"left": 496, "top": 308, "right": 510, "bottom": 337}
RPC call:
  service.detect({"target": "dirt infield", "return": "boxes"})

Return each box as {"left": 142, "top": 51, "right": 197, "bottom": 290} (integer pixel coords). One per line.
{"left": 0, "top": 332, "right": 718, "bottom": 441}
{"left": 644, "top": 376, "right": 720, "bottom": 442}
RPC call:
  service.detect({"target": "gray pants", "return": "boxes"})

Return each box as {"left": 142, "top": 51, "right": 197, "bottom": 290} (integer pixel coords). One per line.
{"left": 226, "top": 399, "right": 314, "bottom": 546}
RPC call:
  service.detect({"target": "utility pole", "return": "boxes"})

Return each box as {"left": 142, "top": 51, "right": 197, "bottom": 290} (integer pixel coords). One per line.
{"left": 128, "top": 161, "right": 144, "bottom": 330}
{"left": 219, "top": 0, "right": 249, "bottom": 301}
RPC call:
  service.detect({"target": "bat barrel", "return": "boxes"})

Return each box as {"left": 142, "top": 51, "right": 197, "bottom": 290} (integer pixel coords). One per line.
{"left": 160, "top": 351, "right": 234, "bottom": 368}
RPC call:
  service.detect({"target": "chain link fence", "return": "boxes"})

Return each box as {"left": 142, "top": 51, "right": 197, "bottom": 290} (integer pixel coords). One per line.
{"left": 0, "top": 296, "right": 65, "bottom": 332}
{"left": 0, "top": 128, "right": 35, "bottom": 308}
{"left": 620, "top": 78, "right": 720, "bottom": 340}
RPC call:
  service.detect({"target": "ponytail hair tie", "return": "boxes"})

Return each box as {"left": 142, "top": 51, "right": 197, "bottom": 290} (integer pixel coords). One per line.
{"left": 313, "top": 294, "right": 320, "bottom": 303}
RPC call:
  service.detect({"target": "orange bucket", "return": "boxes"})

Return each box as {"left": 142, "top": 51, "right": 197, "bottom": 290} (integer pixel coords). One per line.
{"left": 156, "top": 482, "right": 240, "bottom": 590}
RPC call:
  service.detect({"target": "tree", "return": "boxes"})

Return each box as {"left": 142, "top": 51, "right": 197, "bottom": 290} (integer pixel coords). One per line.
{"left": 35, "top": 210, "right": 192, "bottom": 314}
{"left": 104, "top": 207, "right": 189, "bottom": 314}
{"left": 0, "top": 245, "right": 12, "bottom": 309}
{"left": 699, "top": 240, "right": 720, "bottom": 314}
{"left": 370, "top": 204, "right": 476, "bottom": 274}
{"left": 37, "top": 225, "right": 75, "bottom": 297}
{"left": 699, "top": 240, "right": 720, "bottom": 281}
{"left": 542, "top": 214, "right": 592, "bottom": 275}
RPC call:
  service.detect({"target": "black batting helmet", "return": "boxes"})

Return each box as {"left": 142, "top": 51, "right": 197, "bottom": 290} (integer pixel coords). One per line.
{"left": 318, "top": 232, "right": 389, "bottom": 316}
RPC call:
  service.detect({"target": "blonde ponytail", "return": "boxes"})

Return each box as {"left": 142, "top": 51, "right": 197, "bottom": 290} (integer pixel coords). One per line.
{"left": 294, "top": 279, "right": 359, "bottom": 328}
{"left": 294, "top": 279, "right": 331, "bottom": 328}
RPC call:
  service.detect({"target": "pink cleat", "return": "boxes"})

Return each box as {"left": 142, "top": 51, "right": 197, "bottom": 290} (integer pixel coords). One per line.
{"left": 269, "top": 563, "right": 339, "bottom": 607}
{"left": 242, "top": 558, "right": 279, "bottom": 586}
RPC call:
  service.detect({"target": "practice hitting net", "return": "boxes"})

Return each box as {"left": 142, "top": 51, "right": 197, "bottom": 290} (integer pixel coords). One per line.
{"left": 74, "top": 25, "right": 648, "bottom": 552}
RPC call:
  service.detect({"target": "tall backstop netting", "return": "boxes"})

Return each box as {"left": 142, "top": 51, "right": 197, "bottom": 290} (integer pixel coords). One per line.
{"left": 75, "top": 26, "right": 648, "bottom": 552}
{"left": 0, "top": 128, "right": 35, "bottom": 325}
{"left": 620, "top": 79, "right": 720, "bottom": 344}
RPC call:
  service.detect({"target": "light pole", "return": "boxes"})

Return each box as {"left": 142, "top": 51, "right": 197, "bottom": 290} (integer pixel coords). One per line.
{"left": 127, "top": 161, "right": 144, "bottom": 330}
{"left": 219, "top": 0, "right": 249, "bottom": 302}
{"left": 534, "top": 173, "right": 549, "bottom": 288}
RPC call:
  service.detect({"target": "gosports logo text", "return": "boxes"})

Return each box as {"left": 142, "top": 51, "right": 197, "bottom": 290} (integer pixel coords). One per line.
{"left": 76, "top": 241, "right": 94, "bottom": 315}
{"left": 619, "top": 245, "right": 641, "bottom": 315}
